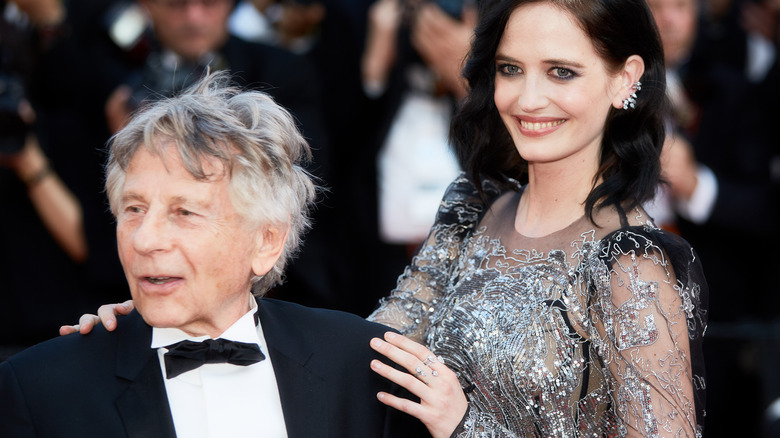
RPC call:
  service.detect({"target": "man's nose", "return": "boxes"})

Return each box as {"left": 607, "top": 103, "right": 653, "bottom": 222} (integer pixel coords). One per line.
{"left": 132, "top": 210, "right": 172, "bottom": 254}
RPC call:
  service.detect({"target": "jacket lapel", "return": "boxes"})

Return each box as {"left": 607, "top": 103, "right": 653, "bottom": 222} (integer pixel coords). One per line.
{"left": 257, "top": 299, "right": 329, "bottom": 438}
{"left": 114, "top": 312, "right": 178, "bottom": 438}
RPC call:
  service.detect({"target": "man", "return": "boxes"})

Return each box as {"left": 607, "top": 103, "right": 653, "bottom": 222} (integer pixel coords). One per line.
{"left": 75, "top": 0, "right": 334, "bottom": 320}
{"left": 0, "top": 73, "right": 424, "bottom": 438}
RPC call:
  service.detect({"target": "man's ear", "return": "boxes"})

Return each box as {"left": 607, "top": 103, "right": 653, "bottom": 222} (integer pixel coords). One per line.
{"left": 612, "top": 55, "right": 646, "bottom": 109}
{"left": 250, "top": 224, "right": 290, "bottom": 277}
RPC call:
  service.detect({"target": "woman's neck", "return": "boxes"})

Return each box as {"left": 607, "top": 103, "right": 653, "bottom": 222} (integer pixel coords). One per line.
{"left": 514, "top": 162, "right": 596, "bottom": 238}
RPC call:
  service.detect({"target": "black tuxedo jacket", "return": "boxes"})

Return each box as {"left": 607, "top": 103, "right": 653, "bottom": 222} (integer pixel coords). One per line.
{"left": 0, "top": 298, "right": 427, "bottom": 437}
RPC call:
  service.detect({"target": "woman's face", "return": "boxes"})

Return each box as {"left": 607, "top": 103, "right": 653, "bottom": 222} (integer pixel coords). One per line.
{"left": 493, "top": 2, "right": 625, "bottom": 171}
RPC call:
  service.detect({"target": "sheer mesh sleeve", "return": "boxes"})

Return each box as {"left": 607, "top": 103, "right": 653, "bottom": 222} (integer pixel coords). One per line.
{"left": 583, "top": 227, "right": 708, "bottom": 437}
{"left": 367, "top": 174, "right": 501, "bottom": 342}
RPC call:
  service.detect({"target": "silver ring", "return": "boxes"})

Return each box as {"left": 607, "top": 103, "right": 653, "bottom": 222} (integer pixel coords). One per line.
{"left": 414, "top": 367, "right": 426, "bottom": 377}
{"left": 423, "top": 355, "right": 436, "bottom": 366}
{"left": 431, "top": 370, "right": 439, "bottom": 377}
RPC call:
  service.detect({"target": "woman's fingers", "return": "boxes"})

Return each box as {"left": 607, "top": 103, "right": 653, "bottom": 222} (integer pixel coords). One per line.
{"left": 58, "top": 300, "right": 135, "bottom": 336}
{"left": 374, "top": 332, "right": 451, "bottom": 383}
{"left": 370, "top": 339, "right": 433, "bottom": 396}
{"left": 374, "top": 388, "right": 428, "bottom": 419}
{"left": 58, "top": 324, "right": 79, "bottom": 336}
{"left": 59, "top": 314, "right": 98, "bottom": 336}
{"left": 59, "top": 314, "right": 100, "bottom": 335}
{"left": 382, "top": 331, "right": 431, "bottom": 356}
{"left": 97, "top": 300, "right": 134, "bottom": 331}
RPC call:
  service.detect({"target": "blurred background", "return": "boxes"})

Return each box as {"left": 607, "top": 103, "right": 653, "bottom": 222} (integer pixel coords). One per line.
{"left": 0, "top": 0, "right": 778, "bottom": 435}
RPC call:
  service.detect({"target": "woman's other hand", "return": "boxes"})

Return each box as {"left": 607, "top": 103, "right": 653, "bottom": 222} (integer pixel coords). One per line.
{"left": 58, "top": 300, "right": 135, "bottom": 335}
{"left": 370, "top": 331, "right": 468, "bottom": 438}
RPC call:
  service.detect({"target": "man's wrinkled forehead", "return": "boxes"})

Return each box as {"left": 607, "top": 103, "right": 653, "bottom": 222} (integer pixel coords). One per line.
{"left": 127, "top": 138, "right": 229, "bottom": 183}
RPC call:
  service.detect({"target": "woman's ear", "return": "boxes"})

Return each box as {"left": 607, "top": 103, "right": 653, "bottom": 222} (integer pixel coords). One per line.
{"left": 250, "top": 224, "right": 290, "bottom": 277}
{"left": 612, "top": 55, "right": 646, "bottom": 109}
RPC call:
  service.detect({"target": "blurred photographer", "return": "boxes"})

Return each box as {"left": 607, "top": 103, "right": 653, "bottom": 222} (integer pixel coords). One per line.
{"left": 229, "top": 0, "right": 326, "bottom": 54}
{"left": 0, "top": 0, "right": 91, "bottom": 356}
{"left": 0, "top": 108, "right": 87, "bottom": 264}
{"left": 343, "top": 0, "right": 477, "bottom": 312}
{"left": 103, "top": 0, "right": 327, "bottom": 147}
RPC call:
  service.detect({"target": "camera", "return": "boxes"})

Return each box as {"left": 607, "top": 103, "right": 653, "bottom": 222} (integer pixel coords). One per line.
{"left": 0, "top": 73, "right": 29, "bottom": 155}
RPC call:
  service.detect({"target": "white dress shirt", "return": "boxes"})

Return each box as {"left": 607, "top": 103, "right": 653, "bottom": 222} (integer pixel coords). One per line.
{"left": 675, "top": 164, "right": 718, "bottom": 224}
{"left": 151, "top": 298, "right": 288, "bottom": 438}
{"left": 377, "top": 66, "right": 462, "bottom": 244}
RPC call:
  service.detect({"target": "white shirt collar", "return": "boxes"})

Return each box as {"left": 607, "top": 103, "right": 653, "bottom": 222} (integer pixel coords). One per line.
{"left": 151, "top": 295, "right": 260, "bottom": 349}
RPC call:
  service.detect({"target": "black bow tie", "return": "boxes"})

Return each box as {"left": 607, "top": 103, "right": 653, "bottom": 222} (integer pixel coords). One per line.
{"left": 163, "top": 338, "right": 266, "bottom": 379}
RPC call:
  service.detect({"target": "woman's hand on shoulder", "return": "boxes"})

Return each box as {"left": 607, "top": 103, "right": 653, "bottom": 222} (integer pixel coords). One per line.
{"left": 370, "top": 331, "right": 468, "bottom": 438}
{"left": 58, "top": 300, "right": 135, "bottom": 335}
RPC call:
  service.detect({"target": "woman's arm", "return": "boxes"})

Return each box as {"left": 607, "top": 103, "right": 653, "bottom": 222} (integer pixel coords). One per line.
{"left": 368, "top": 173, "right": 495, "bottom": 341}
{"left": 589, "top": 229, "right": 707, "bottom": 437}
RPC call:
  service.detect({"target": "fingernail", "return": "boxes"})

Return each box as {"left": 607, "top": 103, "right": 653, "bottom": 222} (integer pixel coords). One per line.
{"left": 377, "top": 392, "right": 385, "bottom": 400}
{"left": 370, "top": 338, "right": 382, "bottom": 347}
{"left": 106, "top": 320, "right": 115, "bottom": 329}
{"left": 385, "top": 332, "right": 397, "bottom": 340}
{"left": 371, "top": 360, "right": 381, "bottom": 370}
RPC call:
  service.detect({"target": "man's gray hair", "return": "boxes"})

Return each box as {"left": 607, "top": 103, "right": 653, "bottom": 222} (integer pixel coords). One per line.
{"left": 105, "top": 71, "right": 317, "bottom": 295}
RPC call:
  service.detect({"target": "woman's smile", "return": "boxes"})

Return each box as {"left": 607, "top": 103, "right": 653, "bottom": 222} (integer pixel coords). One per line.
{"left": 515, "top": 116, "right": 566, "bottom": 137}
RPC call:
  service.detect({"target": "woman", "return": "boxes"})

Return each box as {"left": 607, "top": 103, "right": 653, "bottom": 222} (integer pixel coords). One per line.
{"left": 64, "top": 0, "right": 707, "bottom": 435}
{"left": 364, "top": 0, "right": 707, "bottom": 436}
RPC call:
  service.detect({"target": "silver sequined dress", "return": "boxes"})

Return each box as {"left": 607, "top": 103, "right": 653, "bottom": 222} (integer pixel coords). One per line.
{"left": 368, "top": 175, "right": 707, "bottom": 437}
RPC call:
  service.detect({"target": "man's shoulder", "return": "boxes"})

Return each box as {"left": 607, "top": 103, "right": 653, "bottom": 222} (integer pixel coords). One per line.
{"left": 258, "top": 298, "right": 391, "bottom": 338}
{"left": 2, "top": 311, "right": 148, "bottom": 377}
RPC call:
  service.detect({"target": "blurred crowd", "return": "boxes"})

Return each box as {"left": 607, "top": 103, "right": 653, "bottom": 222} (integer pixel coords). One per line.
{"left": 0, "top": 0, "right": 778, "bottom": 435}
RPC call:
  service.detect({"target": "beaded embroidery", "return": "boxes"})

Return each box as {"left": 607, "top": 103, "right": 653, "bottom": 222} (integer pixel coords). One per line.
{"left": 369, "top": 175, "right": 707, "bottom": 437}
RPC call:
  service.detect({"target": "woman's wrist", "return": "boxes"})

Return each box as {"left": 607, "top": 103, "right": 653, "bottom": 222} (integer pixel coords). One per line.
{"left": 449, "top": 403, "right": 470, "bottom": 438}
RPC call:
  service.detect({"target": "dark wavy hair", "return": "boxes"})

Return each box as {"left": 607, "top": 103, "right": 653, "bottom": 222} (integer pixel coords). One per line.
{"left": 452, "top": 0, "right": 669, "bottom": 223}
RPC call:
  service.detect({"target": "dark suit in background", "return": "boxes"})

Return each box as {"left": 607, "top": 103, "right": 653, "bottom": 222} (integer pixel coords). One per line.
{"left": 671, "top": 8, "right": 780, "bottom": 436}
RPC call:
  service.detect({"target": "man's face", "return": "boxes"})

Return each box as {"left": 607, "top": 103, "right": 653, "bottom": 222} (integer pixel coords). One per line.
{"left": 116, "top": 142, "right": 263, "bottom": 337}
{"left": 647, "top": 0, "right": 698, "bottom": 67}
{"left": 142, "top": 0, "right": 232, "bottom": 60}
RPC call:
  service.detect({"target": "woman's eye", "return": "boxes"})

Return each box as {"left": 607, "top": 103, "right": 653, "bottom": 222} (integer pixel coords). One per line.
{"left": 552, "top": 67, "right": 576, "bottom": 79}
{"left": 178, "top": 209, "right": 193, "bottom": 216}
{"left": 498, "top": 64, "right": 521, "bottom": 76}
